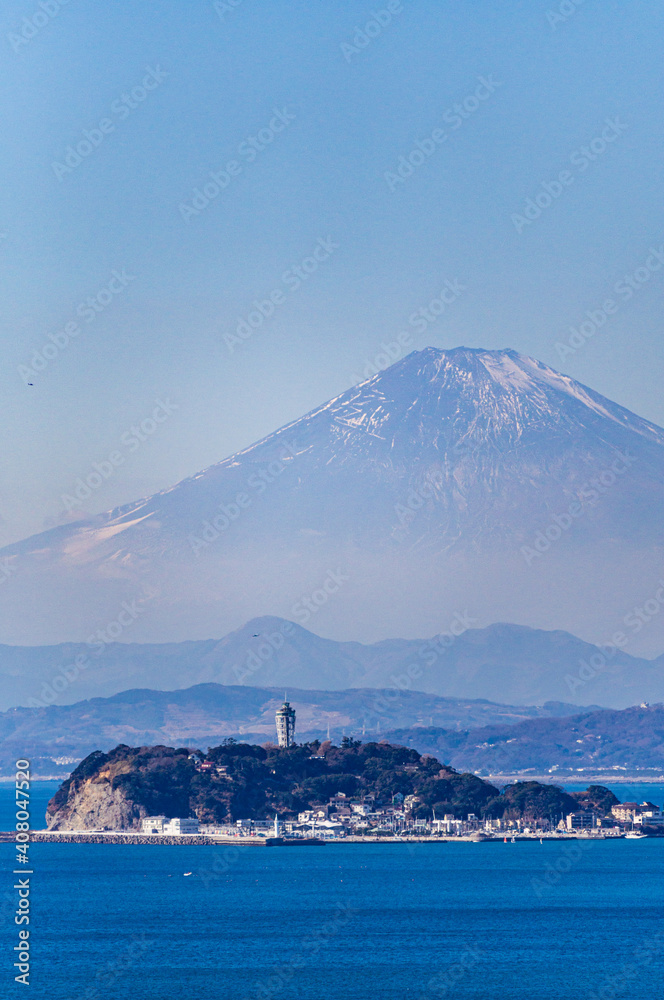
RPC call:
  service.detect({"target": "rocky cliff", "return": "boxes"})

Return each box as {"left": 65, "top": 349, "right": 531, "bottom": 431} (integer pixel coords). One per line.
{"left": 46, "top": 750, "right": 149, "bottom": 831}
{"left": 46, "top": 745, "right": 196, "bottom": 831}
{"left": 46, "top": 776, "right": 146, "bottom": 831}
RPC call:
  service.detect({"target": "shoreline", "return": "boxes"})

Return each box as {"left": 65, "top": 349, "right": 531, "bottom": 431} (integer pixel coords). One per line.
{"left": 0, "top": 831, "right": 657, "bottom": 845}
{"left": 486, "top": 774, "right": 664, "bottom": 784}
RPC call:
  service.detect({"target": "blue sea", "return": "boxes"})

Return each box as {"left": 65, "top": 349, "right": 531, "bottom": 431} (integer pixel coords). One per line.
{"left": 1, "top": 783, "right": 663, "bottom": 998}
{"left": 565, "top": 782, "right": 664, "bottom": 806}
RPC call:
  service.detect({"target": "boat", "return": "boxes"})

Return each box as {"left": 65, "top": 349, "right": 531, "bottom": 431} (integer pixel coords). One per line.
{"left": 625, "top": 832, "right": 646, "bottom": 839}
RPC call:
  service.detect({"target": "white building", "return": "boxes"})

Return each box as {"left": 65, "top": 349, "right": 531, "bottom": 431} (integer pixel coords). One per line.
{"left": 141, "top": 816, "right": 199, "bottom": 835}
{"left": 142, "top": 815, "right": 166, "bottom": 834}
{"left": 566, "top": 812, "right": 597, "bottom": 830}
{"left": 432, "top": 818, "right": 463, "bottom": 834}
{"left": 306, "top": 819, "right": 345, "bottom": 839}
{"left": 611, "top": 802, "right": 640, "bottom": 822}
{"left": 635, "top": 804, "right": 664, "bottom": 826}
{"left": 164, "top": 817, "right": 199, "bottom": 835}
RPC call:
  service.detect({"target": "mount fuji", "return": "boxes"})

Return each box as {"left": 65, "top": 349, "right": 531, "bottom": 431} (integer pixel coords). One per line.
{"left": 2, "top": 347, "right": 664, "bottom": 651}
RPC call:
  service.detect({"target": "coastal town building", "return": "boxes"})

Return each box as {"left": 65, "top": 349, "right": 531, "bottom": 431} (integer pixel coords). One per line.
{"left": 141, "top": 816, "right": 200, "bottom": 835}
{"left": 277, "top": 790, "right": 643, "bottom": 839}
{"left": 142, "top": 815, "right": 166, "bottom": 834}
{"left": 566, "top": 811, "right": 597, "bottom": 831}
{"left": 168, "top": 783, "right": 659, "bottom": 843}
{"left": 632, "top": 803, "right": 664, "bottom": 826}
{"left": 165, "top": 817, "right": 200, "bottom": 835}
{"left": 611, "top": 802, "right": 640, "bottom": 822}
{"left": 189, "top": 754, "right": 230, "bottom": 779}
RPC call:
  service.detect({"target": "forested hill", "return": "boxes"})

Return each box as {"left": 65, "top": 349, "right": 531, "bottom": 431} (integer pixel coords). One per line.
{"left": 382, "top": 703, "right": 664, "bottom": 773}
{"left": 45, "top": 739, "right": 602, "bottom": 831}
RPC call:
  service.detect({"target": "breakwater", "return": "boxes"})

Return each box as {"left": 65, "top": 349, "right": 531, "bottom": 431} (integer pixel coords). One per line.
{"left": 0, "top": 832, "right": 325, "bottom": 846}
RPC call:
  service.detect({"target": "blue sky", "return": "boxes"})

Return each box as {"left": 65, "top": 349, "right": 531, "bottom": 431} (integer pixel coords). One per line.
{"left": 1, "top": 0, "right": 663, "bottom": 545}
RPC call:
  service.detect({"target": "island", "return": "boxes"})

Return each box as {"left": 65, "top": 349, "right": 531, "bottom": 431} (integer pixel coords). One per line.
{"left": 40, "top": 738, "right": 664, "bottom": 841}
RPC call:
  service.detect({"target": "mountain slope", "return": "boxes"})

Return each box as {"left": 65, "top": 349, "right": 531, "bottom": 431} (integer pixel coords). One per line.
{"left": 0, "top": 681, "right": 593, "bottom": 776}
{"left": 1, "top": 616, "right": 662, "bottom": 712}
{"left": 2, "top": 347, "right": 664, "bottom": 650}
{"left": 385, "top": 704, "right": 664, "bottom": 775}
{"left": 7, "top": 685, "right": 664, "bottom": 780}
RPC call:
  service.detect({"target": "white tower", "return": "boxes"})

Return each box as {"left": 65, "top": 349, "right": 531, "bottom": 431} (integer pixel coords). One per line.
{"left": 275, "top": 697, "right": 296, "bottom": 748}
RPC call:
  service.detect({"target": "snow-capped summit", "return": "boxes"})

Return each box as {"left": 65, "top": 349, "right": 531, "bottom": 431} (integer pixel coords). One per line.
{"left": 2, "top": 347, "right": 663, "bottom": 651}
{"left": 281, "top": 345, "right": 663, "bottom": 456}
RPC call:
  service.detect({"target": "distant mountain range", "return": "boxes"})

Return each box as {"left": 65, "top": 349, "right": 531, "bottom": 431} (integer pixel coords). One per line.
{"left": 0, "top": 681, "right": 590, "bottom": 776}
{"left": 2, "top": 615, "right": 663, "bottom": 712}
{"left": 384, "top": 703, "right": 664, "bottom": 776}
{"left": 2, "top": 677, "right": 661, "bottom": 780}
{"left": 2, "top": 347, "right": 664, "bottom": 653}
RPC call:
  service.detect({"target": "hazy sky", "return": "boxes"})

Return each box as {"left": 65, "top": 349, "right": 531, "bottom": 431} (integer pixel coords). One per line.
{"left": 1, "top": 0, "right": 663, "bottom": 546}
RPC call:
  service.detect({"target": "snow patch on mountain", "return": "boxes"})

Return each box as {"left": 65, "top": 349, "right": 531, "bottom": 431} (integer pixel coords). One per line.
{"left": 2, "top": 346, "right": 664, "bottom": 649}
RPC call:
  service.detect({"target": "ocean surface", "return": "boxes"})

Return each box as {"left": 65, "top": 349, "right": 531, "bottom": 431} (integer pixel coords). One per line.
{"left": 1, "top": 783, "right": 663, "bottom": 997}
{"left": 565, "top": 782, "right": 664, "bottom": 806}
{"left": 0, "top": 781, "right": 59, "bottom": 833}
